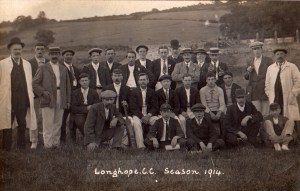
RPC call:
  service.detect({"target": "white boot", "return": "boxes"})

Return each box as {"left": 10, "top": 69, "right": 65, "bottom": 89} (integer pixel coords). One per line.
{"left": 281, "top": 144, "right": 290, "bottom": 151}
{"left": 274, "top": 143, "right": 281, "bottom": 151}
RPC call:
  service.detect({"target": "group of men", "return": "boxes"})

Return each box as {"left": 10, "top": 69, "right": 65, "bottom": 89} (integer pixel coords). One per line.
{"left": 1, "top": 37, "right": 300, "bottom": 152}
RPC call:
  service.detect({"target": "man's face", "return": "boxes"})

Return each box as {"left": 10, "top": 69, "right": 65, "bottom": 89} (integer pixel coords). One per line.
{"left": 112, "top": 73, "right": 123, "bottom": 84}
{"left": 35, "top": 46, "right": 45, "bottom": 58}
{"left": 10, "top": 44, "right": 23, "bottom": 59}
{"left": 223, "top": 74, "right": 233, "bottom": 87}
{"left": 236, "top": 96, "right": 246, "bottom": 107}
{"left": 49, "top": 52, "right": 60, "bottom": 63}
{"left": 197, "top": 53, "right": 206, "bottom": 63}
{"left": 269, "top": 109, "right": 281, "bottom": 118}
{"left": 105, "top": 49, "right": 115, "bottom": 63}
{"left": 63, "top": 52, "right": 73, "bottom": 64}
{"left": 102, "top": 97, "right": 115, "bottom": 108}
{"left": 159, "top": 48, "right": 169, "bottom": 60}
{"left": 160, "top": 110, "right": 171, "bottom": 120}
{"left": 90, "top": 52, "right": 100, "bottom": 63}
{"left": 138, "top": 75, "right": 149, "bottom": 88}
{"left": 206, "top": 77, "right": 216, "bottom": 87}
{"left": 161, "top": 79, "right": 171, "bottom": 89}
{"left": 171, "top": 48, "right": 180, "bottom": 57}
{"left": 182, "top": 76, "right": 192, "bottom": 88}
{"left": 127, "top": 53, "right": 136, "bottom": 66}
{"left": 194, "top": 110, "right": 205, "bottom": 120}
{"left": 275, "top": 51, "right": 286, "bottom": 63}
{"left": 209, "top": 54, "right": 219, "bottom": 62}
{"left": 252, "top": 47, "right": 263, "bottom": 58}
{"left": 183, "top": 53, "right": 191, "bottom": 62}
{"left": 138, "top": 48, "right": 148, "bottom": 59}
{"left": 79, "top": 77, "right": 90, "bottom": 89}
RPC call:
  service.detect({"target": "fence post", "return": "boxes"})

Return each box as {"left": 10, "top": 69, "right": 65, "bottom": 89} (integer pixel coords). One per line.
{"left": 274, "top": 31, "right": 278, "bottom": 44}
{"left": 296, "top": 29, "right": 299, "bottom": 43}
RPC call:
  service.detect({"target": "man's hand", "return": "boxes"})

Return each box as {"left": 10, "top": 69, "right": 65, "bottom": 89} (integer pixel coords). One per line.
{"left": 181, "top": 112, "right": 188, "bottom": 118}
{"left": 247, "top": 66, "right": 254, "bottom": 73}
{"left": 199, "top": 142, "right": 207, "bottom": 151}
{"left": 241, "top": 115, "right": 252, "bottom": 127}
{"left": 87, "top": 142, "right": 98, "bottom": 151}
{"left": 215, "top": 111, "right": 222, "bottom": 120}
{"left": 210, "top": 112, "right": 217, "bottom": 121}
{"left": 207, "top": 143, "right": 213, "bottom": 152}
{"left": 237, "top": 131, "right": 248, "bottom": 140}
{"left": 110, "top": 118, "right": 118, "bottom": 128}
{"left": 171, "top": 136, "right": 179, "bottom": 147}
{"left": 152, "top": 138, "right": 159, "bottom": 148}
{"left": 141, "top": 115, "right": 151, "bottom": 124}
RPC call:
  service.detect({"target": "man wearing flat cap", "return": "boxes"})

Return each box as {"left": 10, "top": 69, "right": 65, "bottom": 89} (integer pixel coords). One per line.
{"left": 100, "top": 48, "right": 121, "bottom": 82}
{"left": 186, "top": 103, "right": 225, "bottom": 152}
{"left": 151, "top": 45, "right": 177, "bottom": 90}
{"left": 244, "top": 41, "right": 273, "bottom": 117}
{"left": 265, "top": 48, "right": 300, "bottom": 144}
{"left": 207, "top": 47, "right": 228, "bottom": 86}
{"left": 168, "top": 39, "right": 184, "bottom": 64}
{"left": 145, "top": 104, "right": 186, "bottom": 150}
{"left": 84, "top": 90, "right": 126, "bottom": 151}
{"left": 171, "top": 48, "right": 200, "bottom": 89}
{"left": 0, "top": 37, "right": 37, "bottom": 150}
{"left": 33, "top": 47, "right": 71, "bottom": 148}
{"left": 224, "top": 88, "right": 263, "bottom": 147}
{"left": 60, "top": 49, "right": 80, "bottom": 143}
{"left": 82, "top": 48, "right": 111, "bottom": 97}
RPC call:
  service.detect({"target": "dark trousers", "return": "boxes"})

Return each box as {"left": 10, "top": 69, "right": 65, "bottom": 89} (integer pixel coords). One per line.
{"left": 99, "top": 125, "right": 125, "bottom": 148}
{"left": 60, "top": 109, "right": 70, "bottom": 142}
{"left": 226, "top": 121, "right": 260, "bottom": 147}
{"left": 69, "top": 114, "right": 85, "bottom": 143}
{"left": 3, "top": 108, "right": 27, "bottom": 150}
{"left": 211, "top": 111, "right": 225, "bottom": 140}
{"left": 144, "top": 137, "right": 186, "bottom": 150}
{"left": 186, "top": 138, "right": 225, "bottom": 151}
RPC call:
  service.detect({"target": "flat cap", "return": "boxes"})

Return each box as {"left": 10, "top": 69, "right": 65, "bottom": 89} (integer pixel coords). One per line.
{"left": 160, "top": 104, "right": 172, "bottom": 111}
{"left": 88, "top": 48, "right": 103, "bottom": 55}
{"left": 159, "top": 74, "right": 172, "bottom": 81}
{"left": 269, "top": 103, "right": 281, "bottom": 111}
{"left": 136, "top": 45, "right": 149, "bottom": 52}
{"left": 101, "top": 90, "right": 117, "bottom": 98}
{"left": 273, "top": 48, "right": 287, "bottom": 54}
{"left": 7, "top": 37, "right": 25, "bottom": 49}
{"left": 191, "top": 103, "right": 206, "bottom": 112}
{"left": 194, "top": 48, "right": 207, "bottom": 55}
{"left": 62, "top": 49, "right": 75, "bottom": 56}
{"left": 235, "top": 88, "right": 247, "bottom": 98}
{"left": 49, "top": 47, "right": 61, "bottom": 53}
{"left": 207, "top": 47, "right": 221, "bottom": 54}
{"left": 249, "top": 41, "right": 264, "bottom": 48}
{"left": 180, "top": 48, "right": 193, "bottom": 54}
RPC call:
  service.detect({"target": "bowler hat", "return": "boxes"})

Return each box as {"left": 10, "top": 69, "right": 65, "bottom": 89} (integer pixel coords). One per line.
{"left": 62, "top": 49, "right": 75, "bottom": 56}
{"left": 101, "top": 90, "right": 117, "bottom": 98}
{"left": 191, "top": 103, "right": 206, "bottom": 112}
{"left": 136, "top": 45, "right": 149, "bottom": 52}
{"left": 88, "top": 48, "right": 103, "bottom": 55}
{"left": 235, "top": 89, "right": 247, "bottom": 98}
{"left": 7, "top": 37, "right": 25, "bottom": 49}
{"left": 249, "top": 41, "right": 264, "bottom": 49}
{"left": 207, "top": 47, "right": 221, "bottom": 54}
{"left": 160, "top": 104, "right": 172, "bottom": 111}
{"left": 170, "top": 39, "right": 181, "bottom": 49}
{"left": 159, "top": 74, "right": 172, "bottom": 82}
{"left": 180, "top": 48, "right": 193, "bottom": 54}
{"left": 273, "top": 48, "right": 287, "bottom": 54}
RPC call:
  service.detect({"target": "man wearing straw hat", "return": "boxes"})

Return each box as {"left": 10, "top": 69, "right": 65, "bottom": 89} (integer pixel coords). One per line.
{"left": 207, "top": 47, "right": 228, "bottom": 86}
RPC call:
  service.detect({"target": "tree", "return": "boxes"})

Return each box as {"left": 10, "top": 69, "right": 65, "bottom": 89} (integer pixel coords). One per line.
{"left": 34, "top": 29, "right": 55, "bottom": 46}
{"left": 36, "top": 11, "right": 47, "bottom": 25}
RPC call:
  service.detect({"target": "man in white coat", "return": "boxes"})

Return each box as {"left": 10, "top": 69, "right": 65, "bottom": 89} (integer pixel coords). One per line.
{"left": 0, "top": 37, "right": 37, "bottom": 150}
{"left": 265, "top": 48, "right": 300, "bottom": 143}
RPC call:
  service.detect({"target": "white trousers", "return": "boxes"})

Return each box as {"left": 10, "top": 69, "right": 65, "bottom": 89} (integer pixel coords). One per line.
{"left": 179, "top": 111, "right": 195, "bottom": 138}
{"left": 41, "top": 90, "right": 64, "bottom": 148}
{"left": 252, "top": 100, "right": 269, "bottom": 117}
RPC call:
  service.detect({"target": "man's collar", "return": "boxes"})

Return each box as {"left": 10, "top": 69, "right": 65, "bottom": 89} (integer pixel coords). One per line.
{"left": 92, "top": 62, "right": 99, "bottom": 65}
{"left": 81, "top": 87, "right": 89, "bottom": 92}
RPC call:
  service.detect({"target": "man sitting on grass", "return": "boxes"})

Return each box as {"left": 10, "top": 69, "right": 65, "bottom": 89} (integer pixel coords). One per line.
{"left": 261, "top": 103, "right": 295, "bottom": 151}
{"left": 186, "top": 103, "right": 225, "bottom": 152}
{"left": 145, "top": 104, "right": 186, "bottom": 150}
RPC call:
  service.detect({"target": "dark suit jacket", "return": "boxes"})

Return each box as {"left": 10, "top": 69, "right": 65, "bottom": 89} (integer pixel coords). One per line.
{"left": 155, "top": 88, "right": 180, "bottom": 115}
{"left": 60, "top": 62, "right": 81, "bottom": 90}
{"left": 219, "top": 83, "right": 242, "bottom": 106}
{"left": 201, "top": 61, "right": 228, "bottom": 85}
{"left": 198, "top": 62, "right": 210, "bottom": 90}
{"left": 81, "top": 64, "right": 111, "bottom": 89}
{"left": 244, "top": 56, "right": 273, "bottom": 101}
{"left": 224, "top": 102, "right": 263, "bottom": 134}
{"left": 135, "top": 59, "right": 153, "bottom": 71}
{"left": 100, "top": 61, "right": 121, "bottom": 83}
{"left": 70, "top": 88, "right": 100, "bottom": 115}
{"left": 84, "top": 103, "right": 125, "bottom": 145}
{"left": 130, "top": 87, "right": 158, "bottom": 118}
{"left": 119, "top": 63, "right": 155, "bottom": 88}
{"left": 32, "top": 62, "right": 71, "bottom": 109}
{"left": 186, "top": 114, "right": 218, "bottom": 144}
{"left": 168, "top": 55, "right": 184, "bottom": 64}
{"left": 28, "top": 57, "right": 49, "bottom": 77}
{"left": 147, "top": 117, "right": 184, "bottom": 140}
{"left": 103, "top": 84, "right": 131, "bottom": 116}
{"left": 151, "top": 58, "right": 176, "bottom": 89}
{"left": 175, "top": 86, "right": 201, "bottom": 113}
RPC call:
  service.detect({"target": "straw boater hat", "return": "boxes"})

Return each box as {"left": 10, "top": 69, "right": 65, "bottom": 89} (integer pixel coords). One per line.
{"left": 88, "top": 48, "right": 103, "bottom": 55}
{"left": 62, "top": 49, "right": 75, "bottom": 56}
{"left": 180, "top": 48, "right": 193, "bottom": 54}
{"left": 207, "top": 47, "right": 222, "bottom": 54}
{"left": 48, "top": 47, "right": 61, "bottom": 54}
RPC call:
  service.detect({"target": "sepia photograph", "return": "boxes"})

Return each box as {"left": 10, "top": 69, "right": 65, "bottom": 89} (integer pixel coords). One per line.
{"left": 0, "top": 0, "right": 300, "bottom": 190}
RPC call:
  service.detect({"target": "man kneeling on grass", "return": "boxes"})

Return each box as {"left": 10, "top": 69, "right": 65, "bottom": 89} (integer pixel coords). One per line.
{"left": 145, "top": 104, "right": 186, "bottom": 150}
{"left": 186, "top": 103, "right": 225, "bottom": 152}
{"left": 84, "top": 90, "right": 126, "bottom": 151}
{"left": 261, "top": 103, "right": 295, "bottom": 151}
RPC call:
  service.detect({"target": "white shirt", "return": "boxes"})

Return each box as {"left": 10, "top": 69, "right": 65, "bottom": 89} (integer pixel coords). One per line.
{"left": 64, "top": 62, "right": 77, "bottom": 87}
{"left": 50, "top": 61, "right": 60, "bottom": 87}
{"left": 254, "top": 56, "right": 262, "bottom": 74}
{"left": 114, "top": 83, "right": 121, "bottom": 109}
{"left": 198, "top": 61, "right": 205, "bottom": 68}
{"left": 92, "top": 62, "right": 101, "bottom": 87}
{"left": 141, "top": 87, "right": 147, "bottom": 116}
{"left": 35, "top": 56, "right": 45, "bottom": 64}
{"left": 273, "top": 117, "right": 279, "bottom": 125}
{"left": 185, "top": 61, "right": 191, "bottom": 68}
{"left": 196, "top": 118, "right": 203, "bottom": 125}
{"left": 107, "top": 61, "right": 113, "bottom": 70}
{"left": 160, "top": 119, "right": 170, "bottom": 141}
{"left": 105, "top": 108, "right": 109, "bottom": 119}
{"left": 126, "top": 65, "right": 137, "bottom": 88}
{"left": 237, "top": 103, "right": 245, "bottom": 112}
{"left": 211, "top": 60, "right": 219, "bottom": 79}
{"left": 160, "top": 58, "right": 168, "bottom": 77}
{"left": 139, "top": 59, "right": 147, "bottom": 68}
{"left": 81, "top": 88, "right": 89, "bottom": 104}
{"left": 185, "top": 88, "right": 190, "bottom": 106}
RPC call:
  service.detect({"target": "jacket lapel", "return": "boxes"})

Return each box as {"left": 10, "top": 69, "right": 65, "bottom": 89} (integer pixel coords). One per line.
{"left": 45, "top": 63, "right": 56, "bottom": 77}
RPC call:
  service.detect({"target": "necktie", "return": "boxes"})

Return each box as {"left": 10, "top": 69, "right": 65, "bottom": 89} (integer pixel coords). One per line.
{"left": 162, "top": 59, "right": 167, "bottom": 74}
{"left": 186, "top": 64, "right": 189, "bottom": 73}
{"left": 166, "top": 122, "right": 170, "bottom": 141}
{"left": 274, "top": 64, "right": 283, "bottom": 114}
{"left": 69, "top": 65, "right": 77, "bottom": 86}
{"left": 83, "top": 89, "right": 88, "bottom": 104}
{"left": 165, "top": 89, "right": 169, "bottom": 104}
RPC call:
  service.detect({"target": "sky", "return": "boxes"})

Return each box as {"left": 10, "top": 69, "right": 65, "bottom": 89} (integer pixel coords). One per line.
{"left": 0, "top": 0, "right": 213, "bottom": 22}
